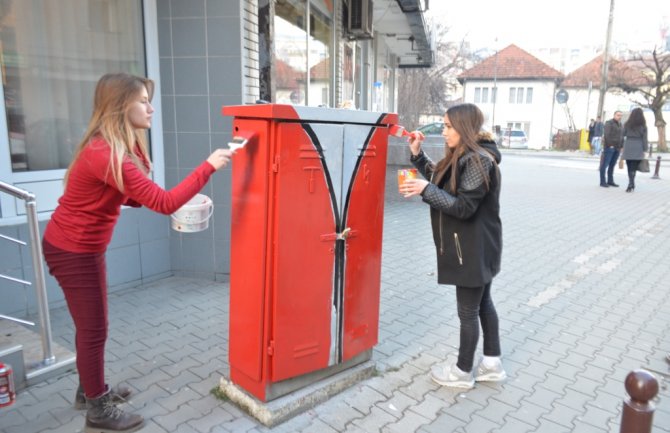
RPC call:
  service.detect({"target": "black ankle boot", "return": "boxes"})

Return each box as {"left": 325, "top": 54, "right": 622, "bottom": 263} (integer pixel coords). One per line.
{"left": 75, "top": 384, "right": 132, "bottom": 410}
{"left": 86, "top": 390, "right": 143, "bottom": 433}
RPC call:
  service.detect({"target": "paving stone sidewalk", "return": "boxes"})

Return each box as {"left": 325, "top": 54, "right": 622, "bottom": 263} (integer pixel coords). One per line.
{"left": 1, "top": 151, "right": 669, "bottom": 432}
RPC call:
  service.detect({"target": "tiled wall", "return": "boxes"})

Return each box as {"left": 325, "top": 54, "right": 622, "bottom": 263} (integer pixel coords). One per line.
{"left": 158, "top": 0, "right": 254, "bottom": 281}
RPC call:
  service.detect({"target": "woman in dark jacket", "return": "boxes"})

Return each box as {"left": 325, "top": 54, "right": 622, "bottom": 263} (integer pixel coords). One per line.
{"left": 621, "top": 107, "right": 648, "bottom": 192}
{"left": 400, "top": 103, "right": 505, "bottom": 389}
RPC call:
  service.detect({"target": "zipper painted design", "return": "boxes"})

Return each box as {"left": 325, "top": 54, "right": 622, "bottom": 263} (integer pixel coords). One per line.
{"left": 454, "top": 233, "right": 463, "bottom": 265}
{"left": 430, "top": 170, "right": 447, "bottom": 256}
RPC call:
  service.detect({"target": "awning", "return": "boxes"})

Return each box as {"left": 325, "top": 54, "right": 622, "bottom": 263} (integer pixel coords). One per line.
{"left": 372, "top": 0, "right": 435, "bottom": 68}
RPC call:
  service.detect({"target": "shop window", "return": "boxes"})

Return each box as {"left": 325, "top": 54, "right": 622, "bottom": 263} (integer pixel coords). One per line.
{"left": 273, "top": 0, "right": 333, "bottom": 106}
{"left": 309, "top": 1, "right": 332, "bottom": 107}
{"left": 0, "top": 0, "right": 146, "bottom": 173}
{"left": 275, "top": 1, "right": 308, "bottom": 105}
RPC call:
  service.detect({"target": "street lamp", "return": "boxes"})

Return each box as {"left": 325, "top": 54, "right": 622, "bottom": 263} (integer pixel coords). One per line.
{"left": 491, "top": 38, "right": 499, "bottom": 132}
{"left": 597, "top": 0, "right": 616, "bottom": 120}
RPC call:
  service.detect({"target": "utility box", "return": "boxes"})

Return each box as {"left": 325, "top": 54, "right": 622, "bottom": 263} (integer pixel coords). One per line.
{"left": 222, "top": 104, "right": 397, "bottom": 402}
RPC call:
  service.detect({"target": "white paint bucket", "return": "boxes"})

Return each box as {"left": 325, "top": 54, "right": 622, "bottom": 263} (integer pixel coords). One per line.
{"left": 170, "top": 194, "right": 213, "bottom": 233}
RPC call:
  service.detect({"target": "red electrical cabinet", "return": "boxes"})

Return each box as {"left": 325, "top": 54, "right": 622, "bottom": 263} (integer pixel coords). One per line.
{"left": 223, "top": 104, "right": 397, "bottom": 401}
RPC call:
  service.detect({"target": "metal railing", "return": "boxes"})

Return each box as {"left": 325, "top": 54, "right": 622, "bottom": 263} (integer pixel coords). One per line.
{"left": 0, "top": 180, "right": 56, "bottom": 367}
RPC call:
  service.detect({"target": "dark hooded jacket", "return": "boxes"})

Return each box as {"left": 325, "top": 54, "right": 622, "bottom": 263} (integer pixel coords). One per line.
{"left": 411, "top": 132, "right": 502, "bottom": 287}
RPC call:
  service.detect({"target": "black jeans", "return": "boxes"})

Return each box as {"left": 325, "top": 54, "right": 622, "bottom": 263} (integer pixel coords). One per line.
{"left": 625, "top": 160, "right": 640, "bottom": 187}
{"left": 455, "top": 282, "right": 501, "bottom": 372}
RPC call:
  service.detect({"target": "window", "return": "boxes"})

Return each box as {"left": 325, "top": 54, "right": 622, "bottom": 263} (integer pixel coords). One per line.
{"left": 342, "top": 41, "right": 361, "bottom": 108}
{"left": 475, "top": 87, "right": 490, "bottom": 103}
{"left": 508, "top": 87, "right": 531, "bottom": 104}
{"left": 0, "top": 0, "right": 153, "bottom": 220}
{"left": 1, "top": 0, "right": 146, "bottom": 173}
{"left": 491, "top": 87, "right": 497, "bottom": 104}
{"left": 274, "top": 0, "right": 333, "bottom": 106}
{"left": 274, "top": 1, "right": 308, "bottom": 105}
{"left": 308, "top": 1, "right": 333, "bottom": 106}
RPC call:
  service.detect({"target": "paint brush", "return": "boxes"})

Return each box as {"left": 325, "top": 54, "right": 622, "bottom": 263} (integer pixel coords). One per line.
{"left": 228, "top": 136, "right": 249, "bottom": 152}
{"left": 389, "top": 125, "right": 423, "bottom": 140}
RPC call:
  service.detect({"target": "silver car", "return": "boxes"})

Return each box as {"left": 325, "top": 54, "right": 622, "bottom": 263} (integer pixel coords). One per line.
{"left": 417, "top": 122, "right": 445, "bottom": 146}
{"left": 501, "top": 129, "right": 528, "bottom": 149}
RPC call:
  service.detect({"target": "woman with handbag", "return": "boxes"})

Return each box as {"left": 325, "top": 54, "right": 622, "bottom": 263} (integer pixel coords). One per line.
{"left": 621, "top": 107, "right": 649, "bottom": 192}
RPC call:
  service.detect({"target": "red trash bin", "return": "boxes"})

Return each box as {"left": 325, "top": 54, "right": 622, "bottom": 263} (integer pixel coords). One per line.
{"left": 222, "top": 104, "right": 397, "bottom": 401}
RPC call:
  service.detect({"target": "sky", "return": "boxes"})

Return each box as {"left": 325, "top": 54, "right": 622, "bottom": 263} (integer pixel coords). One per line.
{"left": 426, "top": 0, "right": 670, "bottom": 52}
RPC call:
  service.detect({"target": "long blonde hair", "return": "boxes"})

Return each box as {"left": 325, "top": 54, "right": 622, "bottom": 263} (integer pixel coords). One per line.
{"left": 65, "top": 73, "right": 154, "bottom": 192}
{"left": 434, "top": 103, "right": 490, "bottom": 193}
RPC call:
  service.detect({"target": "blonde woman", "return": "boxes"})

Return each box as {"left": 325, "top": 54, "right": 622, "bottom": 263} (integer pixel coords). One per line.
{"left": 401, "top": 103, "right": 505, "bottom": 389}
{"left": 42, "top": 73, "right": 232, "bottom": 433}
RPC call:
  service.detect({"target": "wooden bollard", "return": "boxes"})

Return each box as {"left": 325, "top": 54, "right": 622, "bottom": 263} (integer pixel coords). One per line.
{"left": 651, "top": 156, "right": 661, "bottom": 179}
{"left": 620, "top": 369, "right": 658, "bottom": 433}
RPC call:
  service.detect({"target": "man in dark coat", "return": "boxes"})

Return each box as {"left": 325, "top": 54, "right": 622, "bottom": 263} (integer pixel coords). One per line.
{"left": 600, "top": 111, "right": 623, "bottom": 187}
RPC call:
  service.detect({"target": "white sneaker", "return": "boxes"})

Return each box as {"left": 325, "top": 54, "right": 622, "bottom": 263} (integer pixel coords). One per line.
{"left": 430, "top": 362, "right": 474, "bottom": 389}
{"left": 474, "top": 357, "right": 507, "bottom": 382}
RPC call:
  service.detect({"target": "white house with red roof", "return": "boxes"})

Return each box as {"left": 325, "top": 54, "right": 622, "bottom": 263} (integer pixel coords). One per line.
{"left": 458, "top": 44, "right": 564, "bottom": 149}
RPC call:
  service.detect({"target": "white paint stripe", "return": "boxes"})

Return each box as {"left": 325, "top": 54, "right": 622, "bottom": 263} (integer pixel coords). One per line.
{"left": 527, "top": 203, "right": 670, "bottom": 308}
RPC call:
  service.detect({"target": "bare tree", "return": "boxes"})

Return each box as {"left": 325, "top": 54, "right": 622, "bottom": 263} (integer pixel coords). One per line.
{"left": 609, "top": 49, "right": 670, "bottom": 152}
{"left": 397, "top": 24, "right": 475, "bottom": 130}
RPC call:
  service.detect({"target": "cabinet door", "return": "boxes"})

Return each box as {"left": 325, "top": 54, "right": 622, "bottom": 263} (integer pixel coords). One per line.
{"left": 341, "top": 124, "right": 388, "bottom": 361}
{"left": 270, "top": 122, "right": 341, "bottom": 382}
{"left": 229, "top": 118, "right": 271, "bottom": 384}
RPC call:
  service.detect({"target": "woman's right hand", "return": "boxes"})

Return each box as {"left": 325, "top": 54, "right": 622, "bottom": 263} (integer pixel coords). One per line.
{"left": 207, "top": 148, "right": 233, "bottom": 170}
{"left": 408, "top": 131, "right": 425, "bottom": 156}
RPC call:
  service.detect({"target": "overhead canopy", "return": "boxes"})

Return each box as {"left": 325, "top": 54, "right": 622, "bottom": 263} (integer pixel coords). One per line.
{"left": 372, "top": 0, "right": 434, "bottom": 68}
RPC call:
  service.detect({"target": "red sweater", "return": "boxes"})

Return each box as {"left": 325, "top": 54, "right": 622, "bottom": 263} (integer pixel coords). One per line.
{"left": 44, "top": 137, "right": 216, "bottom": 253}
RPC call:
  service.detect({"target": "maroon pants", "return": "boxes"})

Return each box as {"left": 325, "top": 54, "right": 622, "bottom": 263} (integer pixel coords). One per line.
{"left": 42, "top": 239, "right": 108, "bottom": 399}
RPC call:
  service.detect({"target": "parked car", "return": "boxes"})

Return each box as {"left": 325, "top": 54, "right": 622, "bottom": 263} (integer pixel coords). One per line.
{"left": 417, "top": 122, "right": 445, "bottom": 146}
{"left": 500, "top": 129, "right": 528, "bottom": 149}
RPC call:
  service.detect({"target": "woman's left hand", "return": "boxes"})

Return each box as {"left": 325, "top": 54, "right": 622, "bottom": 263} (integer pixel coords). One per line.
{"left": 400, "top": 178, "right": 429, "bottom": 198}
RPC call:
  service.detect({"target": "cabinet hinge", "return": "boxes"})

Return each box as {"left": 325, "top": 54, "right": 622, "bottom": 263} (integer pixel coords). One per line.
{"left": 272, "top": 155, "right": 280, "bottom": 173}
{"left": 267, "top": 340, "right": 275, "bottom": 356}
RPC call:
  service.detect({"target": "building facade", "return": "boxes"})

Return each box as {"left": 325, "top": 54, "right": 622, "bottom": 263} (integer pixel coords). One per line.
{"left": 458, "top": 45, "right": 564, "bottom": 149}
{"left": 0, "top": 0, "right": 433, "bottom": 316}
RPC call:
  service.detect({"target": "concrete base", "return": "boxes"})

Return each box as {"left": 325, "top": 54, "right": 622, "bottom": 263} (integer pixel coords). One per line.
{"left": 218, "top": 360, "right": 376, "bottom": 427}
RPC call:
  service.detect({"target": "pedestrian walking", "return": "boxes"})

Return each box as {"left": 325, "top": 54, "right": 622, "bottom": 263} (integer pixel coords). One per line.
{"left": 621, "top": 107, "right": 649, "bottom": 192}
{"left": 400, "top": 103, "right": 506, "bottom": 389}
{"left": 588, "top": 116, "right": 604, "bottom": 156}
{"left": 41, "top": 73, "right": 232, "bottom": 433}
{"left": 599, "top": 111, "right": 624, "bottom": 187}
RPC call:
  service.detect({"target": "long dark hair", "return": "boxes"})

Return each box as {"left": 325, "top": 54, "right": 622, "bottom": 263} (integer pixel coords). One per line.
{"left": 624, "top": 107, "right": 646, "bottom": 130}
{"left": 434, "top": 103, "right": 490, "bottom": 193}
